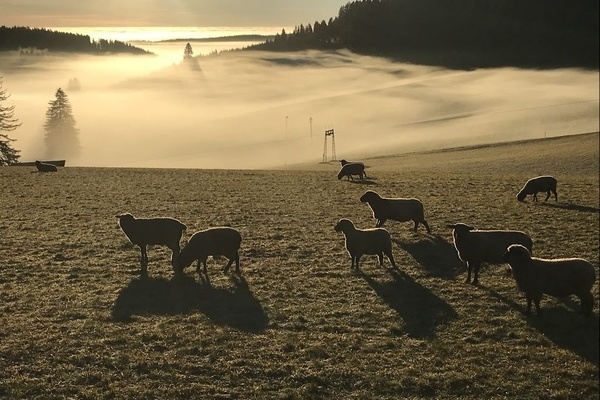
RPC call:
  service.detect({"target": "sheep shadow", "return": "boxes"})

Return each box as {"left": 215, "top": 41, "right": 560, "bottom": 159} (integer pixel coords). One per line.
{"left": 346, "top": 178, "right": 378, "bottom": 185}
{"left": 358, "top": 269, "right": 457, "bottom": 339}
{"left": 539, "top": 202, "right": 600, "bottom": 214}
{"left": 392, "top": 234, "right": 463, "bottom": 279}
{"left": 486, "top": 288, "right": 599, "bottom": 366}
{"left": 112, "top": 273, "right": 268, "bottom": 333}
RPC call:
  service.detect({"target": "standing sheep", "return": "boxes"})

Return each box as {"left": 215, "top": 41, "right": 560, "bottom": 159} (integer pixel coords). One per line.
{"left": 334, "top": 218, "right": 396, "bottom": 269}
{"left": 517, "top": 176, "right": 558, "bottom": 202}
{"left": 503, "top": 244, "right": 596, "bottom": 317}
{"left": 360, "top": 190, "right": 431, "bottom": 233}
{"left": 115, "top": 213, "right": 187, "bottom": 274}
{"left": 338, "top": 162, "right": 368, "bottom": 181}
{"left": 174, "top": 227, "right": 242, "bottom": 276}
{"left": 340, "top": 159, "right": 364, "bottom": 167}
{"left": 447, "top": 223, "right": 533, "bottom": 285}
{"left": 35, "top": 160, "right": 58, "bottom": 172}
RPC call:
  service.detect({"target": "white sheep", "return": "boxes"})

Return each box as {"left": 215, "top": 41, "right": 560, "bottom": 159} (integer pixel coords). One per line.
{"left": 360, "top": 190, "right": 431, "bottom": 233}
{"left": 447, "top": 223, "right": 533, "bottom": 285}
{"left": 503, "top": 244, "right": 596, "bottom": 317}
{"left": 337, "top": 162, "right": 367, "bottom": 181}
{"left": 174, "top": 227, "right": 242, "bottom": 276}
{"left": 517, "top": 176, "right": 558, "bottom": 202}
{"left": 115, "top": 213, "right": 187, "bottom": 274}
{"left": 334, "top": 218, "right": 396, "bottom": 269}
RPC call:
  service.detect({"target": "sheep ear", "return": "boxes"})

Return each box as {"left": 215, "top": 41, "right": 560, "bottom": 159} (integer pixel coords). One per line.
{"left": 446, "top": 224, "right": 457, "bottom": 229}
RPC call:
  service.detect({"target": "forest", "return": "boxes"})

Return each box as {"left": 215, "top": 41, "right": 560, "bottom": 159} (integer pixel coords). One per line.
{"left": 250, "top": 0, "right": 599, "bottom": 69}
{"left": 0, "top": 26, "right": 151, "bottom": 55}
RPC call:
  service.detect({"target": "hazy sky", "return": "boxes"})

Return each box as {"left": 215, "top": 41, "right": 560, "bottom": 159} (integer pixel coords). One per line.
{"left": 0, "top": 0, "right": 349, "bottom": 27}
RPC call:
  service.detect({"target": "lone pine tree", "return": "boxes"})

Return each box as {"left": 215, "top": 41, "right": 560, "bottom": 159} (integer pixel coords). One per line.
{"left": 44, "top": 88, "right": 80, "bottom": 159}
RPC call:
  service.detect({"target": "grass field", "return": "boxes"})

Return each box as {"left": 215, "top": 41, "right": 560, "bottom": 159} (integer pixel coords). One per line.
{"left": 1, "top": 132, "right": 598, "bottom": 399}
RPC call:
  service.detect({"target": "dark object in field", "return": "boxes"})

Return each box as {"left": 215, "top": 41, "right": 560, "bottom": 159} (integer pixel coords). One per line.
{"left": 503, "top": 244, "right": 596, "bottom": 317}
{"left": 447, "top": 223, "right": 533, "bottom": 285}
{"left": 517, "top": 176, "right": 558, "bottom": 202}
{"left": 340, "top": 159, "right": 363, "bottom": 167}
{"left": 175, "top": 227, "right": 242, "bottom": 276}
{"left": 13, "top": 159, "right": 65, "bottom": 167}
{"left": 337, "top": 162, "right": 367, "bottom": 180}
{"left": 115, "top": 213, "right": 187, "bottom": 275}
{"left": 35, "top": 160, "right": 58, "bottom": 172}
{"left": 334, "top": 218, "right": 396, "bottom": 269}
{"left": 360, "top": 190, "right": 431, "bottom": 233}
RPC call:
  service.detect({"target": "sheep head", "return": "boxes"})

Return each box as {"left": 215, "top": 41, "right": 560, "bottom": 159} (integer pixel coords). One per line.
{"left": 334, "top": 218, "right": 355, "bottom": 233}
{"left": 446, "top": 223, "right": 474, "bottom": 234}
{"left": 360, "top": 190, "right": 380, "bottom": 203}
{"left": 503, "top": 244, "right": 532, "bottom": 265}
{"left": 516, "top": 191, "right": 527, "bottom": 202}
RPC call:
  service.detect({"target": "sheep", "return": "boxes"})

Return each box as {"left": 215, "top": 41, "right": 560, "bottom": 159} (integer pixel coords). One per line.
{"left": 337, "top": 162, "right": 367, "bottom": 181}
{"left": 503, "top": 244, "right": 596, "bottom": 317}
{"left": 360, "top": 190, "right": 431, "bottom": 233}
{"left": 334, "top": 218, "right": 396, "bottom": 269}
{"left": 115, "top": 213, "right": 187, "bottom": 274}
{"left": 174, "top": 227, "right": 242, "bottom": 276}
{"left": 517, "top": 176, "right": 557, "bottom": 202}
{"left": 35, "top": 160, "right": 58, "bottom": 172}
{"left": 447, "top": 223, "right": 533, "bottom": 285}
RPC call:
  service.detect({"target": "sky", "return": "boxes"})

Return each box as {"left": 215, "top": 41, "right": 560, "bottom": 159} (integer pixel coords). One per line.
{"left": 0, "top": 0, "right": 350, "bottom": 27}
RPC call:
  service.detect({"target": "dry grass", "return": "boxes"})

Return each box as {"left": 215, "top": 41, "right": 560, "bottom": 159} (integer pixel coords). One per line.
{"left": 1, "top": 133, "right": 598, "bottom": 399}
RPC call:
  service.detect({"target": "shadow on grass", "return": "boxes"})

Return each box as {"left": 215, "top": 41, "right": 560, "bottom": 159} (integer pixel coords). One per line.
{"left": 539, "top": 202, "right": 600, "bottom": 214}
{"left": 359, "top": 269, "right": 457, "bottom": 339}
{"left": 339, "top": 178, "right": 378, "bottom": 185}
{"left": 112, "top": 273, "right": 268, "bottom": 333}
{"left": 393, "top": 234, "right": 463, "bottom": 279}
{"left": 486, "top": 288, "right": 599, "bottom": 366}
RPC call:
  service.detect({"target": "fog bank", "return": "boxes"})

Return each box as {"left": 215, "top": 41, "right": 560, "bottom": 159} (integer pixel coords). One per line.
{"left": 1, "top": 49, "right": 598, "bottom": 169}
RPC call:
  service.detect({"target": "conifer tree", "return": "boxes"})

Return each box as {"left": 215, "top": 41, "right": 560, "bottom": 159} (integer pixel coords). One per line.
{"left": 0, "top": 77, "right": 21, "bottom": 166}
{"left": 44, "top": 88, "right": 80, "bottom": 159}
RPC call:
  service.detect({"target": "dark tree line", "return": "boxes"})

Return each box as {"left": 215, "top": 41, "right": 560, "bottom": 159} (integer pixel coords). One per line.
{"left": 0, "top": 26, "right": 152, "bottom": 55}
{"left": 249, "top": 0, "right": 599, "bottom": 69}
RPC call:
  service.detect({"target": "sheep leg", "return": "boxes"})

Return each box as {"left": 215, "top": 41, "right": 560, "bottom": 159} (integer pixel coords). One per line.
{"left": 532, "top": 192, "right": 538, "bottom": 202}
{"left": 472, "top": 263, "right": 481, "bottom": 285}
{"left": 224, "top": 257, "right": 233, "bottom": 273}
{"left": 421, "top": 219, "right": 431, "bottom": 234}
{"left": 465, "top": 262, "right": 473, "bottom": 283}
{"left": 377, "top": 253, "right": 384, "bottom": 266}
{"left": 139, "top": 245, "right": 148, "bottom": 272}
{"left": 524, "top": 293, "right": 533, "bottom": 316}
{"left": 552, "top": 190, "right": 558, "bottom": 201}
{"left": 375, "top": 218, "right": 387, "bottom": 228}
{"left": 533, "top": 295, "right": 543, "bottom": 317}
{"left": 354, "top": 255, "right": 361, "bottom": 269}
{"left": 580, "top": 292, "right": 594, "bottom": 316}
{"left": 544, "top": 191, "right": 551, "bottom": 201}
{"left": 384, "top": 250, "right": 396, "bottom": 268}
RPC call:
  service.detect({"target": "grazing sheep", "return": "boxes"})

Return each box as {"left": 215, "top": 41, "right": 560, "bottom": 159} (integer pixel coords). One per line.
{"left": 517, "top": 176, "right": 558, "bottom": 202}
{"left": 115, "top": 213, "right": 187, "bottom": 274}
{"left": 334, "top": 218, "right": 396, "bottom": 269}
{"left": 447, "top": 223, "right": 533, "bottom": 285}
{"left": 175, "top": 227, "right": 242, "bottom": 276}
{"left": 360, "top": 190, "right": 431, "bottom": 233}
{"left": 338, "top": 162, "right": 367, "bottom": 180}
{"left": 504, "top": 244, "right": 596, "bottom": 317}
{"left": 35, "top": 160, "right": 58, "bottom": 172}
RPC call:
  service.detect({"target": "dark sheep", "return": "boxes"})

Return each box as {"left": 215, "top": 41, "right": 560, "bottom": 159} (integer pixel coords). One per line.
{"left": 115, "top": 213, "right": 187, "bottom": 275}
{"left": 447, "top": 223, "right": 533, "bottom": 285}
{"left": 504, "top": 244, "right": 596, "bottom": 317}
{"left": 340, "top": 159, "right": 363, "bottom": 167}
{"left": 175, "top": 227, "right": 242, "bottom": 276}
{"left": 35, "top": 160, "right": 58, "bottom": 172}
{"left": 338, "top": 162, "right": 367, "bottom": 180}
{"left": 360, "top": 190, "right": 431, "bottom": 233}
{"left": 517, "top": 176, "right": 558, "bottom": 202}
{"left": 334, "top": 218, "right": 396, "bottom": 269}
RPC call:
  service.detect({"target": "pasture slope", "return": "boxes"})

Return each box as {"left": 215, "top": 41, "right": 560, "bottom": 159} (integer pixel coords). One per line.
{"left": 0, "top": 132, "right": 598, "bottom": 399}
